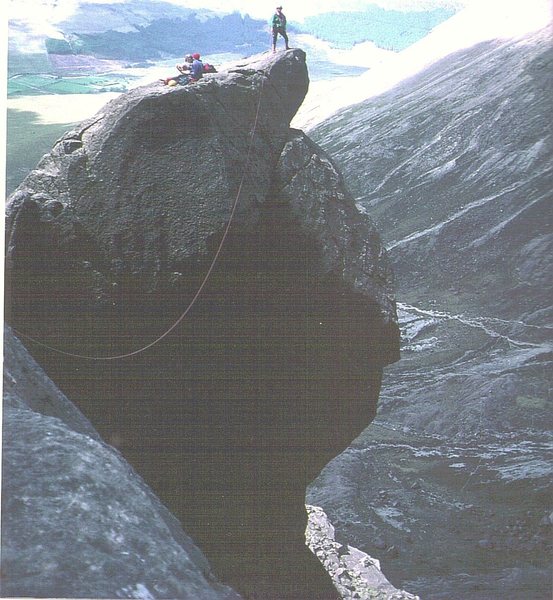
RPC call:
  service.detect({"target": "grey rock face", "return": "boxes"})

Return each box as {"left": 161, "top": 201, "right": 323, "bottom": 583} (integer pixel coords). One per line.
{"left": 4, "top": 49, "right": 398, "bottom": 599}
{"left": 3, "top": 325, "right": 100, "bottom": 439}
{"left": 2, "top": 327, "right": 241, "bottom": 600}
{"left": 275, "top": 130, "right": 397, "bottom": 341}
{"left": 6, "top": 49, "right": 396, "bottom": 334}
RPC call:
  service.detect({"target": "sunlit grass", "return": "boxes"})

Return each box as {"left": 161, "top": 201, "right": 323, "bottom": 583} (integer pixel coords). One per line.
{"left": 6, "top": 110, "right": 75, "bottom": 196}
{"left": 8, "top": 73, "right": 131, "bottom": 96}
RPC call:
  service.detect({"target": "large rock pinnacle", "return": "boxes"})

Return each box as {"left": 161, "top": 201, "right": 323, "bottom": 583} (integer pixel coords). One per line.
{"left": 4, "top": 49, "right": 399, "bottom": 599}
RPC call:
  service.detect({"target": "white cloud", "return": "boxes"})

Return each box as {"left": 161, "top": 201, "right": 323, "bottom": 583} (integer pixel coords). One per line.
{"left": 8, "top": 0, "right": 469, "bottom": 27}
{"left": 7, "top": 0, "right": 468, "bottom": 53}
{"left": 161, "top": 0, "right": 468, "bottom": 21}
{"left": 8, "top": 0, "right": 545, "bottom": 54}
{"left": 293, "top": 0, "right": 552, "bottom": 129}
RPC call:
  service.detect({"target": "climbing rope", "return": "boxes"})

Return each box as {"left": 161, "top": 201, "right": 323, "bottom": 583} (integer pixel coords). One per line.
{"left": 14, "top": 77, "right": 266, "bottom": 361}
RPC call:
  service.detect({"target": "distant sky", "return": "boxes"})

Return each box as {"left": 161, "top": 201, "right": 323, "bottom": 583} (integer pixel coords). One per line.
{"left": 8, "top": 0, "right": 546, "bottom": 30}
{"left": 6, "top": 0, "right": 549, "bottom": 50}
{"left": 7, "top": 0, "right": 470, "bottom": 25}
{"left": 169, "top": 0, "right": 469, "bottom": 21}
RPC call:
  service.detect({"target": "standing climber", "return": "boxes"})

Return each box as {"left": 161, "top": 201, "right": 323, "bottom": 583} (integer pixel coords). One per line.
{"left": 271, "top": 6, "right": 290, "bottom": 52}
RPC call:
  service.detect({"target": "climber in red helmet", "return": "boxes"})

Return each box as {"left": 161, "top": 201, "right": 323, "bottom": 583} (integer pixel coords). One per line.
{"left": 189, "top": 53, "right": 204, "bottom": 81}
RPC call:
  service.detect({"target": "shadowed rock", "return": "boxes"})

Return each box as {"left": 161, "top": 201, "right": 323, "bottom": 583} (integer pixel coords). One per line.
{"left": 2, "top": 326, "right": 241, "bottom": 600}
{"left": 5, "top": 49, "right": 399, "bottom": 599}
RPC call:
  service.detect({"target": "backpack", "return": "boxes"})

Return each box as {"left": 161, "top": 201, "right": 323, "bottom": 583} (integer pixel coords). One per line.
{"left": 203, "top": 63, "right": 217, "bottom": 73}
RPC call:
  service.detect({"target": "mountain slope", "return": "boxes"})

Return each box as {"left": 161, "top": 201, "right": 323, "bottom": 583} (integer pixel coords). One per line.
{"left": 319, "top": 28, "right": 552, "bottom": 316}
{"left": 310, "top": 26, "right": 553, "bottom": 436}
{"left": 293, "top": 0, "right": 552, "bottom": 129}
{"left": 306, "top": 23, "right": 552, "bottom": 600}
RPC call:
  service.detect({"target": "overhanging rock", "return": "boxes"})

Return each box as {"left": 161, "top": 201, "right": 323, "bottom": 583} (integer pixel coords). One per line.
{"left": 5, "top": 49, "right": 400, "bottom": 599}
{"left": 6, "top": 49, "right": 397, "bottom": 347}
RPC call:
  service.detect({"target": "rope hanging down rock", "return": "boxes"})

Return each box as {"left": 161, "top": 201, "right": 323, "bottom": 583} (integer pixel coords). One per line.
{"left": 15, "top": 77, "right": 266, "bottom": 361}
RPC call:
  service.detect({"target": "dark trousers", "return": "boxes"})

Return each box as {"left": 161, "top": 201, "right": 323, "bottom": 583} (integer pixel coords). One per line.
{"left": 272, "top": 27, "right": 289, "bottom": 48}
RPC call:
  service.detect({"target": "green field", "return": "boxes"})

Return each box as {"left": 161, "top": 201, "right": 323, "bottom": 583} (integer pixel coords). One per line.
{"left": 6, "top": 70, "right": 137, "bottom": 196}
{"left": 8, "top": 74, "right": 131, "bottom": 97}
{"left": 6, "top": 110, "right": 76, "bottom": 196}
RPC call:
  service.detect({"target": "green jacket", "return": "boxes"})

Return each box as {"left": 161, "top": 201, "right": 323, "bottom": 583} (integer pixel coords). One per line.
{"left": 272, "top": 12, "right": 286, "bottom": 30}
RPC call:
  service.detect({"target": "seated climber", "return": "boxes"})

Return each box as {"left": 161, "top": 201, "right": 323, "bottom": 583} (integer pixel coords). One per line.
{"left": 179, "top": 52, "right": 216, "bottom": 75}
{"left": 161, "top": 53, "right": 202, "bottom": 86}
{"left": 160, "top": 52, "right": 217, "bottom": 86}
{"left": 176, "top": 53, "right": 194, "bottom": 74}
{"left": 188, "top": 52, "right": 204, "bottom": 82}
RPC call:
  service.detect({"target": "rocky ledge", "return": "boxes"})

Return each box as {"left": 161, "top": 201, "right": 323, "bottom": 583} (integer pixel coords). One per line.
{"left": 4, "top": 49, "right": 399, "bottom": 599}
{"left": 2, "top": 326, "right": 241, "bottom": 600}
{"left": 306, "top": 505, "right": 419, "bottom": 600}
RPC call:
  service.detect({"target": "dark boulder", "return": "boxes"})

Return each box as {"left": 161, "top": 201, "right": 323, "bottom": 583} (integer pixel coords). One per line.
{"left": 5, "top": 49, "right": 399, "bottom": 599}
